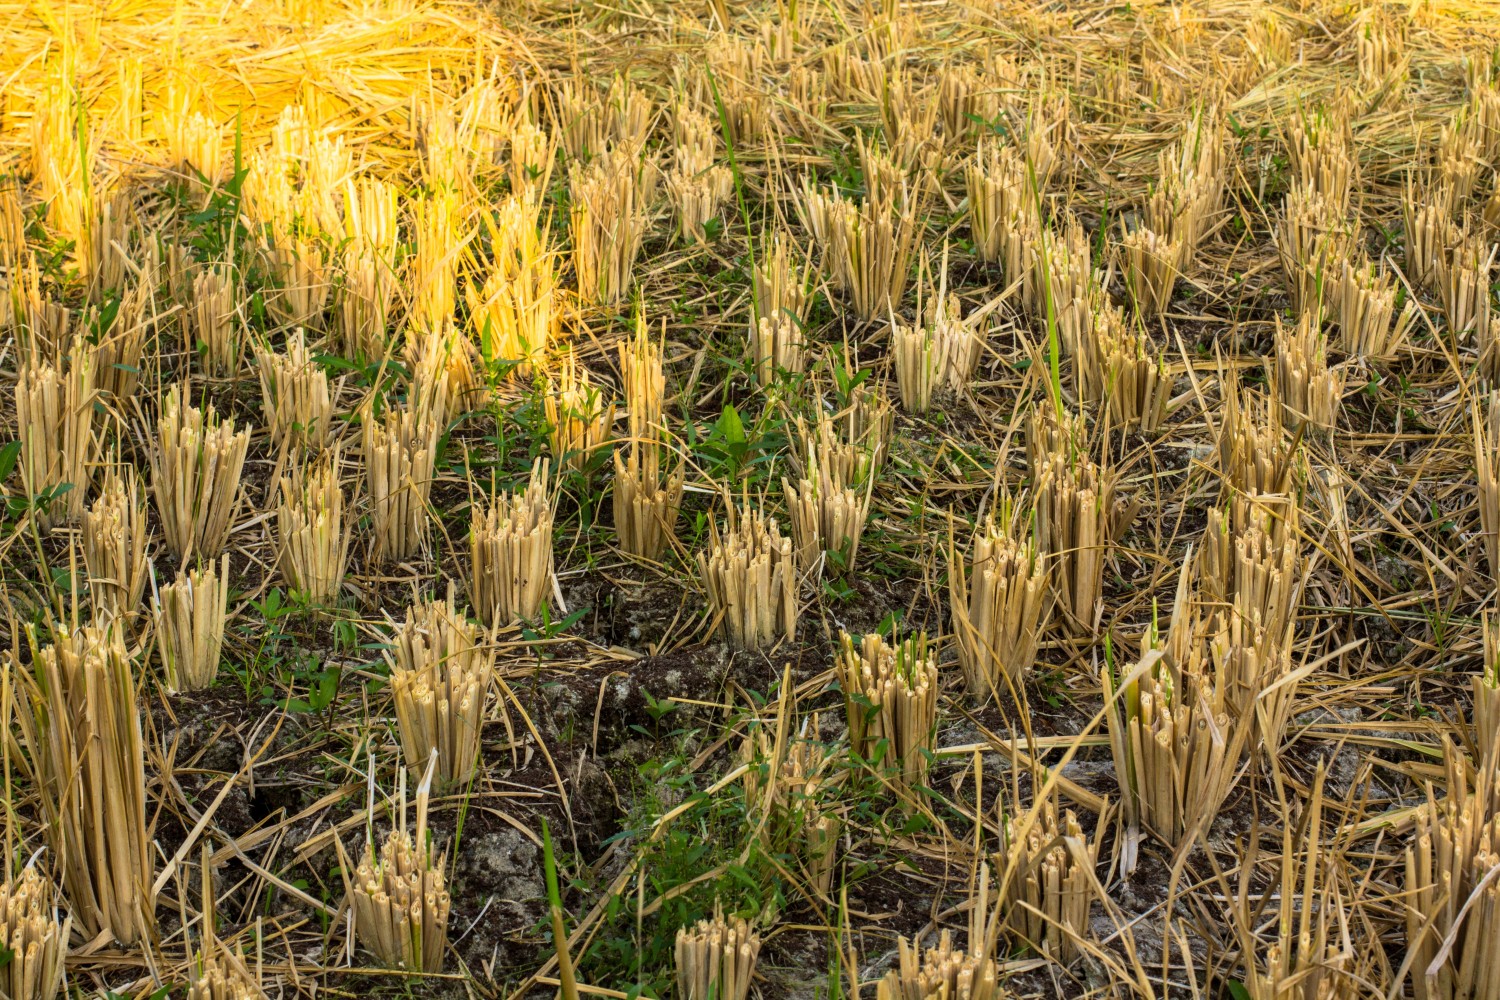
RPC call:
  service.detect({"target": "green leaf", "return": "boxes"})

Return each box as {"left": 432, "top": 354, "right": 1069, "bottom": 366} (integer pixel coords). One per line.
{"left": 716, "top": 403, "right": 746, "bottom": 446}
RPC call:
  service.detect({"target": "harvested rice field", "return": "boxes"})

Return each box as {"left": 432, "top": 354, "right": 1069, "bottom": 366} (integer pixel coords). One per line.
{"left": 5, "top": 0, "right": 1500, "bottom": 997}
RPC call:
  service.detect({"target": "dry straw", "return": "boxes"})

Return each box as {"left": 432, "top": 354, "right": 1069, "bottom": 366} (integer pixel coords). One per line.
{"left": 1088, "top": 304, "right": 1174, "bottom": 434}
{"left": 697, "top": 503, "right": 798, "bottom": 651}
{"left": 408, "top": 192, "right": 459, "bottom": 333}
{"left": 785, "top": 428, "right": 870, "bottom": 580}
{"left": 1232, "top": 765, "right": 1355, "bottom": 1000}
{"left": 1402, "top": 188, "right": 1453, "bottom": 294}
{"left": 468, "top": 459, "right": 554, "bottom": 627}
{"left": 187, "top": 850, "right": 260, "bottom": 1000}
{"left": 752, "top": 314, "right": 806, "bottom": 387}
{"left": 265, "top": 234, "right": 332, "bottom": 331}
{"left": 16, "top": 342, "right": 97, "bottom": 527}
{"left": 1478, "top": 610, "right": 1500, "bottom": 755}
{"left": 1404, "top": 741, "right": 1500, "bottom": 1000}
{"left": 675, "top": 907, "right": 760, "bottom": 1000}
{"left": 16, "top": 622, "right": 152, "bottom": 945}
{"left": 158, "top": 555, "right": 231, "bottom": 692}
{"left": 614, "top": 325, "right": 683, "bottom": 560}
{"left": 363, "top": 402, "right": 439, "bottom": 563}
{"left": 966, "top": 139, "right": 1038, "bottom": 285}
{"left": 349, "top": 790, "right": 451, "bottom": 973}
{"left": 1217, "top": 380, "right": 1300, "bottom": 498}
{"left": 995, "top": 777, "right": 1100, "bottom": 961}
{"left": 835, "top": 630, "right": 936, "bottom": 793}
{"left": 569, "top": 147, "right": 650, "bottom": 307}
{"left": 1034, "top": 449, "right": 1130, "bottom": 633}
{"left": 1278, "top": 185, "right": 1349, "bottom": 315}
{"left": 877, "top": 922, "right": 1001, "bottom": 1000}
{"left": 1334, "top": 256, "right": 1415, "bottom": 359}
{"left": 1476, "top": 393, "right": 1500, "bottom": 583}
{"left": 740, "top": 696, "right": 841, "bottom": 894}
{"left": 1437, "top": 233, "right": 1493, "bottom": 340}
{"left": 752, "top": 233, "right": 813, "bottom": 333}
{"left": 1102, "top": 565, "right": 1247, "bottom": 861}
{"left": 151, "top": 385, "right": 250, "bottom": 561}
{"left": 667, "top": 109, "right": 733, "bottom": 243}
{"left": 949, "top": 500, "right": 1049, "bottom": 697}
{"left": 1120, "top": 226, "right": 1181, "bottom": 319}
{"left": 1272, "top": 311, "right": 1343, "bottom": 432}
{"left": 256, "top": 329, "right": 333, "bottom": 453}
{"left": 95, "top": 278, "right": 153, "bottom": 403}
{"left": 0, "top": 866, "right": 69, "bottom": 1000}
{"left": 338, "top": 177, "right": 401, "bottom": 359}
{"left": 275, "top": 452, "right": 351, "bottom": 603}
{"left": 83, "top": 468, "right": 149, "bottom": 621}
{"left": 189, "top": 265, "right": 242, "bottom": 377}
{"left": 545, "top": 349, "right": 614, "bottom": 474}
{"left": 468, "top": 195, "right": 557, "bottom": 375}
{"left": 385, "top": 594, "right": 495, "bottom": 788}
{"left": 797, "top": 172, "right": 923, "bottom": 321}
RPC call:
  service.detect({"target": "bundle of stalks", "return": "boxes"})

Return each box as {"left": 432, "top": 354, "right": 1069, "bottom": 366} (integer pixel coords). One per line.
{"left": 995, "top": 777, "right": 1099, "bottom": 960}
{"left": 81, "top": 194, "right": 133, "bottom": 299}
{"left": 385, "top": 594, "right": 495, "bottom": 788}
{"left": 667, "top": 110, "right": 733, "bottom": 243}
{"left": 1217, "top": 381, "right": 1299, "bottom": 498}
{"left": 363, "top": 402, "right": 439, "bottom": 562}
{"left": 1233, "top": 765, "right": 1356, "bottom": 1000}
{"left": 1143, "top": 111, "right": 1226, "bottom": 272}
{"left": 555, "top": 78, "right": 608, "bottom": 161}
{"left": 966, "top": 140, "right": 1040, "bottom": 284}
{"left": 1403, "top": 195, "right": 1456, "bottom": 293}
{"left": 190, "top": 265, "right": 242, "bottom": 376}
{"left": 158, "top": 555, "right": 231, "bottom": 692}
{"left": 469, "top": 460, "right": 554, "bottom": 626}
{"left": 741, "top": 705, "right": 842, "bottom": 894}
{"left": 1476, "top": 394, "right": 1500, "bottom": 583}
{"left": 10, "top": 257, "right": 78, "bottom": 363}
{"left": 1089, "top": 305, "right": 1174, "bottom": 434}
{"left": 835, "top": 630, "right": 936, "bottom": 791}
{"left": 675, "top": 907, "right": 760, "bottom": 1000}
{"left": 1121, "top": 227, "right": 1181, "bottom": 318}
{"left": 95, "top": 279, "right": 153, "bottom": 402}
{"left": 796, "top": 178, "right": 923, "bottom": 321}
{"left": 784, "top": 447, "right": 869, "bottom": 579}
{"left": 1199, "top": 495, "right": 1301, "bottom": 653}
{"left": 1034, "top": 451, "right": 1129, "bottom": 633}
{"left": 84, "top": 469, "right": 149, "bottom": 621}
{"left": 1436, "top": 122, "right": 1483, "bottom": 207}
{"left": 1102, "top": 566, "right": 1247, "bottom": 859}
{"left": 1477, "top": 611, "right": 1500, "bottom": 755}
{"left": 29, "top": 78, "right": 91, "bottom": 245}
{"left": 350, "top": 798, "right": 450, "bottom": 972}
{"left": 752, "top": 314, "right": 806, "bottom": 387}
{"left": 949, "top": 500, "right": 1049, "bottom": 697}
{"left": 938, "top": 63, "right": 1000, "bottom": 143}
{"left": 569, "top": 148, "right": 650, "bottom": 307}
{"left": 409, "top": 193, "right": 460, "bottom": 333}
{"left": 508, "top": 116, "right": 556, "bottom": 196}
{"left": 801, "top": 386, "right": 893, "bottom": 489}
{"left": 167, "top": 110, "right": 225, "bottom": 190}
{"left": 275, "top": 453, "right": 350, "bottom": 603}
{"left": 16, "top": 622, "right": 152, "bottom": 945}
{"left": 705, "top": 41, "right": 769, "bottom": 146}
{"left": 0, "top": 866, "right": 69, "bottom": 1000}
{"left": 1037, "top": 218, "right": 1093, "bottom": 352}
{"left": 0, "top": 180, "right": 24, "bottom": 265}
{"left": 1272, "top": 311, "right": 1343, "bottom": 432}
{"left": 1027, "top": 402, "right": 1086, "bottom": 478}
{"left": 877, "top": 928, "right": 1001, "bottom": 1000}
{"left": 1334, "top": 256, "right": 1416, "bottom": 359}
{"left": 256, "top": 329, "right": 333, "bottom": 453}
{"left": 1404, "top": 741, "right": 1500, "bottom": 1000}
{"left": 151, "top": 386, "right": 250, "bottom": 560}
{"left": 405, "top": 326, "right": 474, "bottom": 427}
{"left": 891, "top": 314, "right": 941, "bottom": 414}
{"left": 468, "top": 199, "right": 556, "bottom": 375}
{"left": 1288, "top": 112, "right": 1357, "bottom": 213}
{"left": 265, "top": 235, "right": 332, "bottom": 331}
{"left": 1357, "top": 12, "right": 1407, "bottom": 94}
{"left": 544, "top": 350, "right": 614, "bottom": 474}
{"left": 697, "top": 503, "right": 798, "bottom": 651}
{"left": 614, "top": 327, "right": 683, "bottom": 560}
{"left": 187, "top": 863, "right": 258, "bottom": 1000}
{"left": 1437, "top": 233, "right": 1494, "bottom": 339}
{"left": 16, "top": 344, "right": 97, "bottom": 527}
{"left": 920, "top": 251, "right": 984, "bottom": 390}
{"left": 338, "top": 177, "right": 401, "bottom": 359}
{"left": 1279, "top": 185, "right": 1349, "bottom": 314}
{"left": 752, "top": 233, "right": 814, "bottom": 334}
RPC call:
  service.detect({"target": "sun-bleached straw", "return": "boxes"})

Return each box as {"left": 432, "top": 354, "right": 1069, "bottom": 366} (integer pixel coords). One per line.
{"left": 158, "top": 554, "right": 231, "bottom": 692}
{"left": 0, "top": 866, "right": 69, "bottom": 1000}
{"left": 84, "top": 467, "right": 149, "bottom": 622}
{"left": 675, "top": 905, "right": 760, "bottom": 1000}
{"left": 468, "top": 459, "right": 554, "bottom": 627}
{"left": 151, "top": 385, "right": 250, "bottom": 561}
{"left": 697, "top": 502, "right": 798, "bottom": 651}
